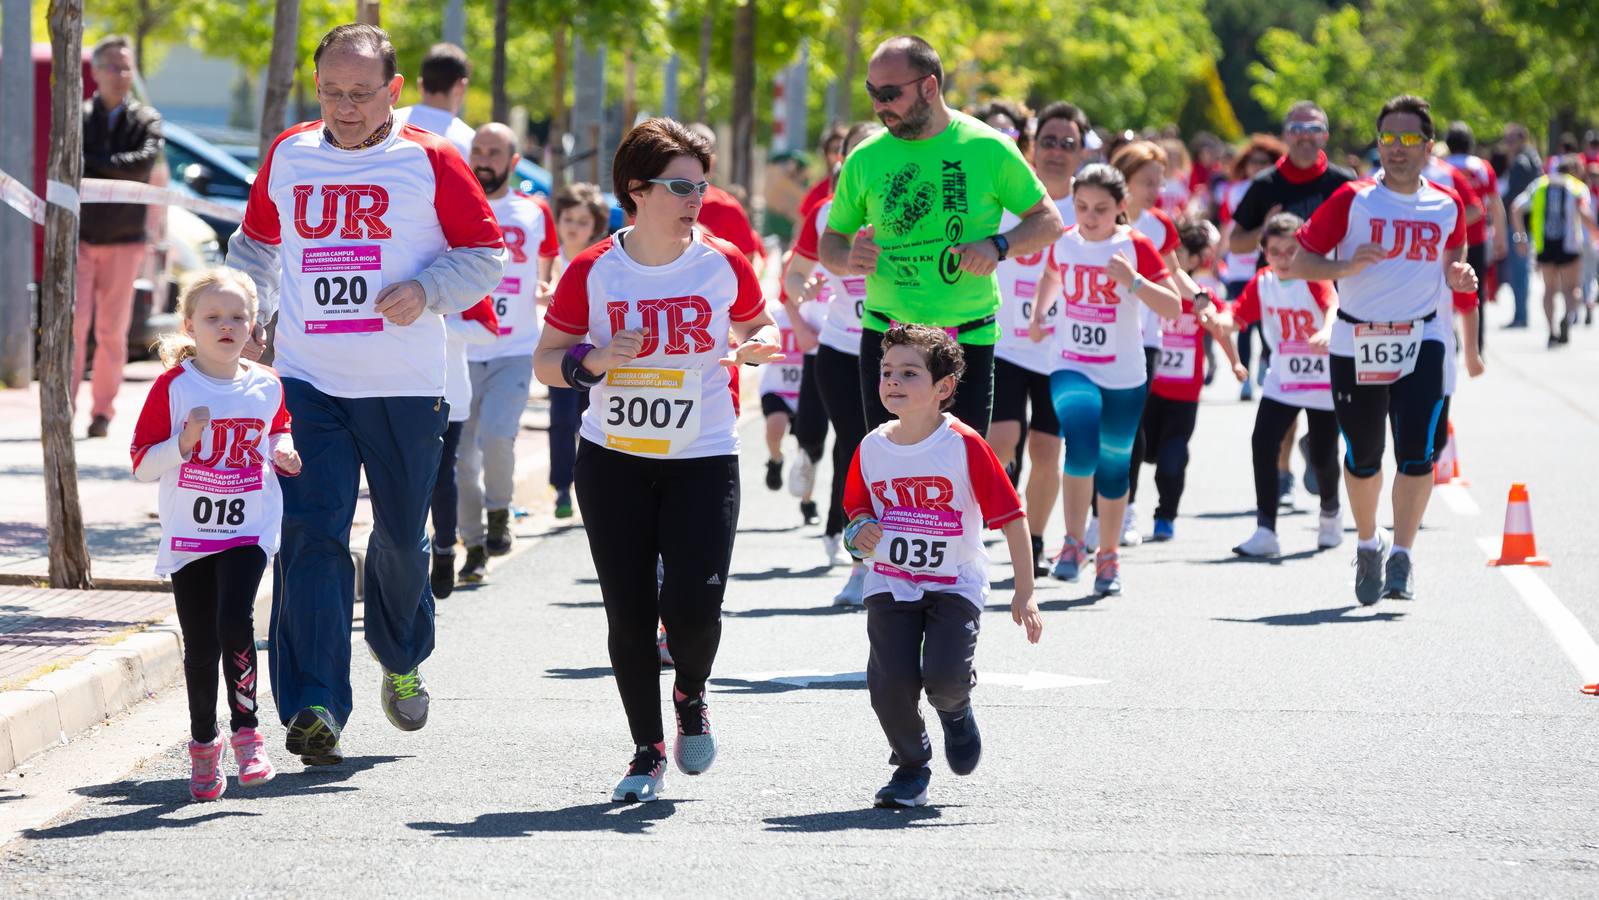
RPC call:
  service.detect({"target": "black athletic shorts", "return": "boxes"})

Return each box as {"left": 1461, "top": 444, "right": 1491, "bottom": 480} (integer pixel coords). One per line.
{"left": 992, "top": 357, "right": 1061, "bottom": 437}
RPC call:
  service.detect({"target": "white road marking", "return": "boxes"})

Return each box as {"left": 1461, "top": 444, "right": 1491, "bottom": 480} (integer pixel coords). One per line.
{"left": 1477, "top": 537, "right": 1599, "bottom": 682}
{"left": 1434, "top": 483, "right": 1480, "bottom": 516}
{"left": 719, "top": 670, "right": 1107, "bottom": 690}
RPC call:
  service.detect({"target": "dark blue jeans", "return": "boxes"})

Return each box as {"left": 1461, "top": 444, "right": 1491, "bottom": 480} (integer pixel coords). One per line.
{"left": 547, "top": 386, "right": 581, "bottom": 493}
{"left": 430, "top": 419, "right": 463, "bottom": 552}
{"left": 270, "top": 379, "right": 446, "bottom": 727}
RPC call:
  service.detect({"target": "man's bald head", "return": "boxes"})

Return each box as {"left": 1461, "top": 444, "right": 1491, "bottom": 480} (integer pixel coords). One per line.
{"left": 870, "top": 35, "right": 943, "bottom": 88}
{"left": 469, "top": 122, "right": 520, "bottom": 197}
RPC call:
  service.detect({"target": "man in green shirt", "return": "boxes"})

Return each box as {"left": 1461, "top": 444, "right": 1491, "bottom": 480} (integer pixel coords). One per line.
{"left": 820, "top": 35, "right": 1065, "bottom": 433}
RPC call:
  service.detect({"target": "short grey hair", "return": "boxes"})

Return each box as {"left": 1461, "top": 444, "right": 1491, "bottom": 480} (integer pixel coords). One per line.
{"left": 91, "top": 34, "right": 133, "bottom": 66}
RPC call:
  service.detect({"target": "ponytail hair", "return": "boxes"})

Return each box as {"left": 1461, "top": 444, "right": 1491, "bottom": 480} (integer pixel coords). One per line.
{"left": 1071, "top": 163, "right": 1130, "bottom": 225}
{"left": 157, "top": 267, "right": 260, "bottom": 368}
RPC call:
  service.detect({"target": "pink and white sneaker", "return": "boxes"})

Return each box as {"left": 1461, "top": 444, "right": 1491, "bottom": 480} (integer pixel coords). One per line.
{"left": 188, "top": 736, "right": 228, "bottom": 801}
{"left": 230, "top": 727, "right": 277, "bottom": 787}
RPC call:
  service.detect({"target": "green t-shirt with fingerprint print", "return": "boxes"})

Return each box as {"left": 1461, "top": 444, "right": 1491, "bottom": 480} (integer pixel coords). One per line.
{"left": 826, "top": 111, "right": 1046, "bottom": 344}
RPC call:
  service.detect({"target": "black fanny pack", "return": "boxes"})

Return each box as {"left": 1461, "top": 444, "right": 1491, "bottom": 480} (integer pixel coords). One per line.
{"left": 865, "top": 310, "right": 997, "bottom": 335}
{"left": 1336, "top": 309, "right": 1437, "bottom": 326}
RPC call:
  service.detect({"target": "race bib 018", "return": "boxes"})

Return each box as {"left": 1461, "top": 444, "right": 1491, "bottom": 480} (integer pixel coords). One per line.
{"left": 300, "top": 245, "right": 384, "bottom": 334}
{"left": 872, "top": 506, "right": 965, "bottom": 585}
{"left": 1352, "top": 322, "right": 1421, "bottom": 385}
{"left": 170, "top": 464, "right": 263, "bottom": 554}
{"left": 598, "top": 367, "right": 703, "bottom": 457}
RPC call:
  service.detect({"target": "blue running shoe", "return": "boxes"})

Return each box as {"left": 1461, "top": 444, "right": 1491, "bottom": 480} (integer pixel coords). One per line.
{"left": 874, "top": 765, "right": 931, "bottom": 808}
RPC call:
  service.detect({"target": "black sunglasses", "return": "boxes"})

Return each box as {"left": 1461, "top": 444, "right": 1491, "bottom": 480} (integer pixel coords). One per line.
{"left": 1037, "top": 136, "right": 1080, "bottom": 151}
{"left": 864, "top": 74, "right": 928, "bottom": 104}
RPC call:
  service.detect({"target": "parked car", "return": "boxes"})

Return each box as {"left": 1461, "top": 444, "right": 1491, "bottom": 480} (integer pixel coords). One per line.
{"left": 160, "top": 122, "right": 254, "bottom": 247}
{"left": 513, "top": 158, "right": 624, "bottom": 232}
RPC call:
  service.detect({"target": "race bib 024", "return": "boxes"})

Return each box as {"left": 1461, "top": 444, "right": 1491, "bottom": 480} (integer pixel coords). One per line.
{"left": 1277, "top": 340, "right": 1331, "bottom": 393}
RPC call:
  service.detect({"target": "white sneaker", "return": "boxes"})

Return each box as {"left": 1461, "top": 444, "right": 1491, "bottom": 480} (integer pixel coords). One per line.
{"left": 822, "top": 533, "right": 843, "bottom": 567}
{"left": 788, "top": 452, "right": 816, "bottom": 498}
{"left": 1085, "top": 516, "right": 1100, "bottom": 549}
{"left": 833, "top": 564, "right": 867, "bottom": 606}
{"left": 1233, "top": 526, "right": 1282, "bottom": 558}
{"left": 1318, "top": 510, "right": 1344, "bottom": 548}
{"left": 1120, "top": 506, "right": 1142, "bottom": 547}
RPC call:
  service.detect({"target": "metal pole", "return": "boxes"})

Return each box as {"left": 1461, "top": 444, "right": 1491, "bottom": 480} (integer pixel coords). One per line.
{"left": 0, "top": 0, "right": 36, "bottom": 388}
{"left": 443, "top": 0, "right": 464, "bottom": 48}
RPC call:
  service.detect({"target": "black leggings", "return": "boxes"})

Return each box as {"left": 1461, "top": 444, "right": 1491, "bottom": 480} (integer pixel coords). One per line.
{"left": 816, "top": 345, "right": 868, "bottom": 537}
{"left": 792, "top": 354, "right": 828, "bottom": 464}
{"left": 1466, "top": 242, "right": 1488, "bottom": 354}
{"left": 1330, "top": 341, "right": 1446, "bottom": 478}
{"left": 574, "top": 440, "right": 739, "bottom": 747}
{"left": 1131, "top": 394, "right": 1198, "bottom": 521}
{"left": 430, "top": 419, "right": 464, "bottom": 552}
{"left": 1254, "top": 398, "right": 1341, "bottom": 530}
{"left": 171, "top": 545, "right": 268, "bottom": 743}
{"left": 859, "top": 328, "right": 996, "bottom": 436}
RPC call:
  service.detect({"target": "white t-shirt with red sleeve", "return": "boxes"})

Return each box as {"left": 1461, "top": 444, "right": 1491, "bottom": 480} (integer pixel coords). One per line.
{"left": 239, "top": 121, "right": 505, "bottom": 398}
{"left": 793, "top": 196, "right": 867, "bottom": 356}
{"left": 757, "top": 302, "right": 825, "bottom": 412}
{"left": 1295, "top": 174, "right": 1466, "bottom": 356}
{"left": 994, "top": 196, "right": 1075, "bottom": 375}
{"left": 1133, "top": 207, "right": 1180, "bottom": 350}
{"left": 1230, "top": 271, "right": 1338, "bottom": 411}
{"left": 545, "top": 228, "right": 766, "bottom": 459}
{"left": 842, "top": 414, "right": 1024, "bottom": 610}
{"left": 130, "top": 360, "right": 294, "bottom": 577}
{"left": 471, "top": 191, "right": 559, "bottom": 363}
{"left": 1045, "top": 224, "right": 1172, "bottom": 389}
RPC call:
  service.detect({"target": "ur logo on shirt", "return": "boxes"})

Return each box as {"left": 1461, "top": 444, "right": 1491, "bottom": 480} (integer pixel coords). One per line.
{"left": 870, "top": 475, "right": 957, "bottom": 512}
{"left": 1368, "top": 218, "right": 1442, "bottom": 261}
{"left": 605, "top": 296, "right": 715, "bottom": 356}
{"left": 291, "top": 184, "right": 392, "bottom": 240}
{"left": 188, "top": 417, "right": 266, "bottom": 468}
{"left": 1061, "top": 265, "right": 1120, "bottom": 306}
{"left": 501, "top": 225, "right": 528, "bottom": 264}
{"left": 1272, "top": 307, "right": 1320, "bottom": 342}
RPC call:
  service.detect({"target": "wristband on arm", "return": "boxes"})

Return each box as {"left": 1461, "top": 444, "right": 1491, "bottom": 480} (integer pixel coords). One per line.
{"left": 561, "top": 343, "right": 602, "bottom": 390}
{"left": 843, "top": 515, "right": 878, "bottom": 560}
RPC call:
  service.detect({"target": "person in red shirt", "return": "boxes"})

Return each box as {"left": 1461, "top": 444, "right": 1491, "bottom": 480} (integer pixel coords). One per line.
{"left": 797, "top": 123, "right": 848, "bottom": 220}
{"left": 687, "top": 123, "right": 766, "bottom": 265}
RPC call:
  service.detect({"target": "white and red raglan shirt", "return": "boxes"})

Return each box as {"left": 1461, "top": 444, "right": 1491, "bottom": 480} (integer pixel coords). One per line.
{"left": 443, "top": 298, "right": 501, "bottom": 422}
{"left": 844, "top": 414, "right": 1024, "bottom": 609}
{"left": 757, "top": 301, "right": 825, "bottom": 414}
{"left": 994, "top": 197, "right": 1075, "bottom": 376}
{"left": 545, "top": 227, "right": 766, "bottom": 459}
{"left": 236, "top": 121, "right": 505, "bottom": 398}
{"left": 470, "top": 191, "right": 559, "bottom": 363}
{"left": 792, "top": 195, "right": 867, "bottom": 356}
{"left": 130, "top": 360, "right": 294, "bottom": 576}
{"left": 1133, "top": 206, "right": 1180, "bottom": 350}
{"left": 1045, "top": 224, "right": 1172, "bottom": 389}
{"left": 1295, "top": 173, "right": 1466, "bottom": 356}
{"left": 1230, "top": 271, "right": 1339, "bottom": 411}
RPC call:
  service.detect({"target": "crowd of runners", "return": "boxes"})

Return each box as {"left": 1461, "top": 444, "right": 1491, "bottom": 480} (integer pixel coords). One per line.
{"left": 125, "top": 25, "right": 1593, "bottom": 809}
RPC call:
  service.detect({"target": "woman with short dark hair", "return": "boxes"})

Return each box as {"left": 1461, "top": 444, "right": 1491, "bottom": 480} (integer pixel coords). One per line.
{"left": 534, "top": 118, "right": 784, "bottom": 803}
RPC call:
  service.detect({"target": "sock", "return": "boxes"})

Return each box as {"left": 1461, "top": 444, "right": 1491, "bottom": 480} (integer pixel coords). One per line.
{"left": 1391, "top": 545, "right": 1411, "bottom": 559}
{"left": 1358, "top": 536, "right": 1380, "bottom": 550}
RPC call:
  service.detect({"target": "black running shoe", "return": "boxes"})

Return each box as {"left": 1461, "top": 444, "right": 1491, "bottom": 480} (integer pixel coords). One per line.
{"left": 1031, "top": 535, "right": 1047, "bottom": 578}
{"left": 458, "top": 545, "right": 488, "bottom": 584}
{"left": 765, "top": 459, "right": 783, "bottom": 491}
{"left": 431, "top": 550, "right": 455, "bottom": 599}
{"left": 800, "top": 500, "right": 820, "bottom": 525}
{"left": 285, "top": 706, "right": 342, "bottom": 765}
{"left": 485, "top": 509, "right": 513, "bottom": 556}
{"left": 938, "top": 707, "right": 982, "bottom": 776}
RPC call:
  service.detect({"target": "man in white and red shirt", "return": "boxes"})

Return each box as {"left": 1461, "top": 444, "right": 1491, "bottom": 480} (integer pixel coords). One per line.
{"left": 1288, "top": 94, "right": 1478, "bottom": 608}
{"left": 227, "top": 24, "right": 507, "bottom": 762}
{"left": 455, "top": 123, "right": 558, "bottom": 583}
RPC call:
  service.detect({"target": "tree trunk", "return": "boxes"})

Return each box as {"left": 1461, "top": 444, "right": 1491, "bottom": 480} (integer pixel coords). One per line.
{"left": 355, "top": 0, "right": 379, "bottom": 27}
{"left": 695, "top": 1, "right": 714, "bottom": 123}
{"left": 0, "top": 0, "right": 37, "bottom": 388}
{"left": 838, "top": 0, "right": 862, "bottom": 124}
{"left": 259, "top": 0, "right": 300, "bottom": 158}
{"left": 549, "top": 23, "right": 568, "bottom": 192}
{"left": 43, "top": 0, "right": 92, "bottom": 589}
{"left": 730, "top": 0, "right": 755, "bottom": 192}
{"left": 622, "top": 44, "right": 636, "bottom": 129}
{"left": 490, "top": 0, "right": 508, "bottom": 122}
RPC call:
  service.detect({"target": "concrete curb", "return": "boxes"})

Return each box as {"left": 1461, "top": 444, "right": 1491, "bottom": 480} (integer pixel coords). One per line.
{"left": 0, "top": 618, "right": 185, "bottom": 774}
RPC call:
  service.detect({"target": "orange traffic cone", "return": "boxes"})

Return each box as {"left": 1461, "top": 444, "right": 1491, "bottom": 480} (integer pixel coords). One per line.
{"left": 1487, "top": 483, "right": 1551, "bottom": 567}
{"left": 1433, "top": 423, "right": 1469, "bottom": 486}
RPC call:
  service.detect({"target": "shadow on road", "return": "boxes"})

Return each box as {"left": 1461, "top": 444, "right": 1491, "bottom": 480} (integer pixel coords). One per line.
{"left": 764, "top": 805, "right": 965, "bottom": 832}
{"left": 1203, "top": 548, "right": 1324, "bottom": 565}
{"left": 1215, "top": 606, "right": 1406, "bottom": 626}
{"left": 546, "top": 666, "right": 613, "bottom": 680}
{"left": 724, "top": 604, "right": 860, "bottom": 618}
{"left": 548, "top": 600, "right": 605, "bottom": 609}
{"left": 21, "top": 755, "right": 410, "bottom": 840}
{"left": 733, "top": 565, "right": 833, "bottom": 582}
{"left": 409, "top": 799, "right": 692, "bottom": 837}
{"left": 709, "top": 675, "right": 867, "bottom": 694}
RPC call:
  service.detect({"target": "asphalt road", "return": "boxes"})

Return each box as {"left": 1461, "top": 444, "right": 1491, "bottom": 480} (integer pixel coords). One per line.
{"left": 1, "top": 309, "right": 1596, "bottom": 898}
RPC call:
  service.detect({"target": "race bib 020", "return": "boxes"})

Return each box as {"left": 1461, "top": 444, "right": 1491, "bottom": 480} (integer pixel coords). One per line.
{"left": 170, "top": 464, "right": 263, "bottom": 554}
{"left": 1277, "top": 340, "right": 1331, "bottom": 393}
{"left": 598, "top": 367, "right": 703, "bottom": 457}
{"left": 300, "top": 245, "right": 384, "bottom": 334}
{"left": 1061, "top": 303, "right": 1116, "bottom": 364}
{"left": 872, "top": 506, "right": 965, "bottom": 585}
{"left": 1352, "top": 322, "right": 1421, "bottom": 385}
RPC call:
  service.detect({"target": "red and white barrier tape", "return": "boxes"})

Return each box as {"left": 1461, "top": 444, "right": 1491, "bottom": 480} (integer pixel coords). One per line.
{"left": 0, "top": 170, "right": 243, "bottom": 225}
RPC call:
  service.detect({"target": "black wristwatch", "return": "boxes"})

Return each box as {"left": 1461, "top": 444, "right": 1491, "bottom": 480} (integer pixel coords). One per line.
{"left": 988, "top": 234, "right": 1009, "bottom": 261}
